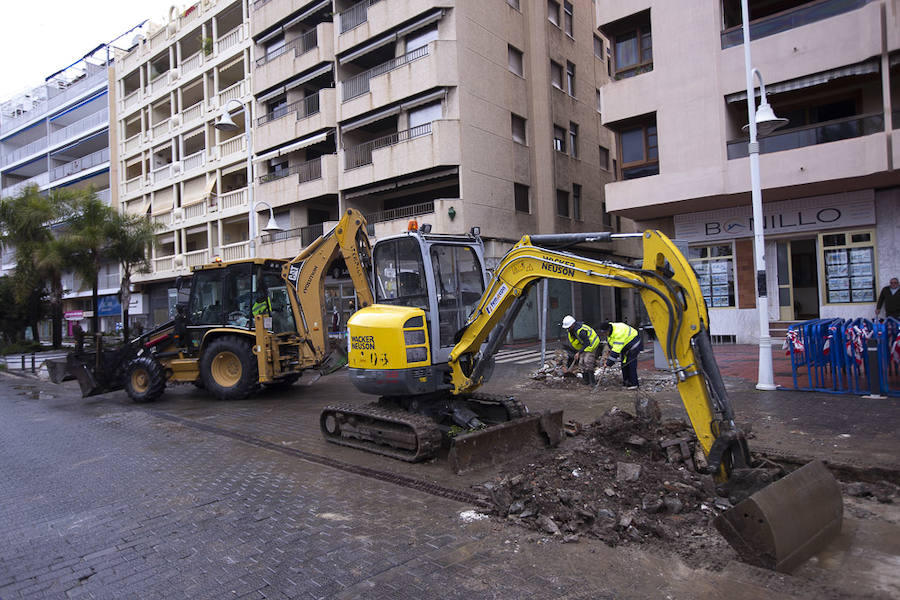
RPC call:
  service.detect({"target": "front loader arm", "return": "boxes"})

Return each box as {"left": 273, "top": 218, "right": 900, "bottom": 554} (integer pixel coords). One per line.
{"left": 448, "top": 230, "right": 741, "bottom": 472}
{"left": 282, "top": 208, "right": 374, "bottom": 362}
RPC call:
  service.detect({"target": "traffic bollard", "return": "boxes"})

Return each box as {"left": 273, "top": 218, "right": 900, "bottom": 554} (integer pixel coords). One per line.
{"left": 31, "top": 352, "right": 35, "bottom": 374}
{"left": 21, "top": 354, "right": 25, "bottom": 370}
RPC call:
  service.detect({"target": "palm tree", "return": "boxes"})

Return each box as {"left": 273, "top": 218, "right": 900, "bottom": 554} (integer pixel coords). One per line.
{"left": 0, "top": 186, "right": 70, "bottom": 346}
{"left": 107, "top": 212, "right": 160, "bottom": 340}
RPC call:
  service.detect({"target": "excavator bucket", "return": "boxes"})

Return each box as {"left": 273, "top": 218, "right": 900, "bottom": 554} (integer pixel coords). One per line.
{"left": 448, "top": 409, "right": 564, "bottom": 474}
{"left": 714, "top": 460, "right": 843, "bottom": 573}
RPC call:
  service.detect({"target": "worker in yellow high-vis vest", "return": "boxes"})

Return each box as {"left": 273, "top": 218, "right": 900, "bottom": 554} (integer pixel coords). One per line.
{"left": 598, "top": 321, "right": 643, "bottom": 389}
{"left": 562, "top": 315, "right": 602, "bottom": 386}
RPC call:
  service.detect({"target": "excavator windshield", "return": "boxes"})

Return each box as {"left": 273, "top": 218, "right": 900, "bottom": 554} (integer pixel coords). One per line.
{"left": 373, "top": 236, "right": 429, "bottom": 310}
{"left": 430, "top": 244, "right": 485, "bottom": 347}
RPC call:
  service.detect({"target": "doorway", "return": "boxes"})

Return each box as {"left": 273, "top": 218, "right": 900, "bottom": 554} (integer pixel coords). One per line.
{"left": 776, "top": 238, "right": 819, "bottom": 321}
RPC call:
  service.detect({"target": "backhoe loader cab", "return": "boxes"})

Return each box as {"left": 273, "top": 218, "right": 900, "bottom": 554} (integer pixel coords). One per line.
{"left": 349, "top": 229, "right": 488, "bottom": 394}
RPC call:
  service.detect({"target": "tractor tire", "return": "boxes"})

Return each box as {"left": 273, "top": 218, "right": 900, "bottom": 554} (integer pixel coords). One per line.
{"left": 123, "top": 356, "right": 166, "bottom": 403}
{"left": 200, "top": 335, "right": 259, "bottom": 400}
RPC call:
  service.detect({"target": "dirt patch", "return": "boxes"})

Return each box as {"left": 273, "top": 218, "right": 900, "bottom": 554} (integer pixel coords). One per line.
{"left": 521, "top": 349, "right": 675, "bottom": 394}
{"left": 472, "top": 405, "right": 737, "bottom": 570}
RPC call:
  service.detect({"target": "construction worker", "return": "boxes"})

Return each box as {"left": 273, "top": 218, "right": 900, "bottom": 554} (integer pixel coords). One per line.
{"left": 251, "top": 294, "right": 272, "bottom": 318}
{"left": 598, "top": 321, "right": 643, "bottom": 389}
{"left": 562, "top": 315, "right": 602, "bottom": 386}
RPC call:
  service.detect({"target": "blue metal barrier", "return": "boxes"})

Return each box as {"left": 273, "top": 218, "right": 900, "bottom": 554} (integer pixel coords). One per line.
{"left": 787, "top": 318, "right": 878, "bottom": 394}
{"left": 836, "top": 318, "right": 873, "bottom": 394}
{"left": 875, "top": 317, "right": 899, "bottom": 397}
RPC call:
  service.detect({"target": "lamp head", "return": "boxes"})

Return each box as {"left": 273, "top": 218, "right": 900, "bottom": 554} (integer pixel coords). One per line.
{"left": 214, "top": 112, "right": 239, "bottom": 132}
{"left": 262, "top": 214, "right": 283, "bottom": 234}
{"left": 742, "top": 101, "right": 788, "bottom": 137}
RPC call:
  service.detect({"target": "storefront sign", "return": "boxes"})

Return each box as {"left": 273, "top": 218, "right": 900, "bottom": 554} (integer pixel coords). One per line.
{"left": 64, "top": 310, "right": 84, "bottom": 321}
{"left": 128, "top": 294, "right": 148, "bottom": 314}
{"left": 97, "top": 295, "right": 122, "bottom": 317}
{"left": 674, "top": 191, "right": 875, "bottom": 242}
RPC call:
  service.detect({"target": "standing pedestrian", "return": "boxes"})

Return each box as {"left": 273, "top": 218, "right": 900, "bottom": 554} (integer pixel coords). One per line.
{"left": 598, "top": 321, "right": 643, "bottom": 389}
{"left": 561, "top": 315, "right": 602, "bottom": 386}
{"left": 876, "top": 277, "right": 900, "bottom": 320}
{"left": 73, "top": 322, "right": 85, "bottom": 354}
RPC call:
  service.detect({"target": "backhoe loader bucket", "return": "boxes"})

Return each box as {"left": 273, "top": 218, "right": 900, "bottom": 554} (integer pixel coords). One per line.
{"left": 714, "top": 460, "right": 843, "bottom": 573}
{"left": 448, "top": 409, "right": 564, "bottom": 474}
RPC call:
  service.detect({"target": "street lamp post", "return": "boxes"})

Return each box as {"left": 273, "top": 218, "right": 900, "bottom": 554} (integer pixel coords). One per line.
{"left": 740, "top": 0, "right": 788, "bottom": 391}
{"left": 215, "top": 99, "right": 283, "bottom": 258}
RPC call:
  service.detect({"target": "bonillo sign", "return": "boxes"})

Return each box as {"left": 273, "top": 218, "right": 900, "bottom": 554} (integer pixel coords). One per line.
{"left": 674, "top": 192, "right": 875, "bottom": 243}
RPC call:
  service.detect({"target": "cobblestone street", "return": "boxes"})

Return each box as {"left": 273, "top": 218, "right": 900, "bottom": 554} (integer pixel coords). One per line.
{"left": 1, "top": 361, "right": 898, "bottom": 599}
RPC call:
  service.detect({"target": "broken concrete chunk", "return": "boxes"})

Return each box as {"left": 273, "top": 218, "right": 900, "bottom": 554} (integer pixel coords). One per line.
{"left": 538, "top": 515, "right": 560, "bottom": 535}
{"left": 641, "top": 494, "right": 665, "bottom": 513}
{"left": 626, "top": 435, "right": 649, "bottom": 448}
{"left": 663, "top": 496, "right": 684, "bottom": 514}
{"left": 508, "top": 500, "right": 525, "bottom": 515}
{"left": 562, "top": 534, "right": 580, "bottom": 543}
{"left": 846, "top": 482, "right": 873, "bottom": 497}
{"left": 616, "top": 462, "right": 642, "bottom": 482}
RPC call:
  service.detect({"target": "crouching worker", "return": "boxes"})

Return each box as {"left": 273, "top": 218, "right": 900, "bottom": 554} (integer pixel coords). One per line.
{"left": 598, "top": 321, "right": 642, "bottom": 389}
{"left": 562, "top": 315, "right": 602, "bottom": 386}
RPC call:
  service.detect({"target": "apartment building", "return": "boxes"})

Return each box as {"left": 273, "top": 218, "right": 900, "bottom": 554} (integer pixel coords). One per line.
{"left": 250, "top": 0, "right": 626, "bottom": 337}
{"left": 0, "top": 45, "right": 120, "bottom": 336}
{"left": 115, "top": 0, "right": 253, "bottom": 326}
{"left": 596, "top": 0, "right": 900, "bottom": 343}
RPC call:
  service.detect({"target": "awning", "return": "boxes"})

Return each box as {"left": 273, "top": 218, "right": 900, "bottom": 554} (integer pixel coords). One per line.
{"left": 184, "top": 177, "right": 216, "bottom": 206}
{"left": 338, "top": 9, "right": 444, "bottom": 65}
{"left": 257, "top": 86, "right": 286, "bottom": 102}
{"left": 255, "top": 0, "right": 328, "bottom": 42}
{"left": 256, "top": 64, "right": 332, "bottom": 101}
{"left": 726, "top": 59, "right": 880, "bottom": 103}
{"left": 401, "top": 88, "right": 446, "bottom": 111}
{"left": 340, "top": 105, "right": 401, "bottom": 133}
{"left": 343, "top": 167, "right": 457, "bottom": 200}
{"left": 221, "top": 161, "right": 248, "bottom": 176}
{"left": 254, "top": 131, "right": 327, "bottom": 162}
{"left": 152, "top": 193, "right": 174, "bottom": 214}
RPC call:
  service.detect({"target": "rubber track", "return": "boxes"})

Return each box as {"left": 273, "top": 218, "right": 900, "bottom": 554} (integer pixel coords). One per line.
{"left": 145, "top": 408, "right": 485, "bottom": 506}
{"left": 320, "top": 403, "right": 443, "bottom": 462}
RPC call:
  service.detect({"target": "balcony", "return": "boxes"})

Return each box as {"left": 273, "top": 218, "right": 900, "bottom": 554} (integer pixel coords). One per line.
{"left": 0, "top": 69, "right": 108, "bottom": 137}
{"left": 182, "top": 149, "right": 206, "bottom": 173}
{"left": 182, "top": 199, "right": 208, "bottom": 221}
{"left": 185, "top": 248, "right": 210, "bottom": 269}
{"left": 366, "top": 198, "right": 459, "bottom": 238}
{"left": 180, "top": 50, "right": 204, "bottom": 76}
{"left": 251, "top": 0, "right": 316, "bottom": 36}
{"left": 218, "top": 187, "right": 249, "bottom": 215}
{"left": 181, "top": 102, "right": 205, "bottom": 128}
{"left": 153, "top": 255, "right": 175, "bottom": 273}
{"left": 726, "top": 113, "right": 884, "bottom": 159}
{"left": 337, "top": 0, "right": 452, "bottom": 55}
{"left": 220, "top": 241, "right": 249, "bottom": 261}
{"left": 49, "top": 147, "right": 110, "bottom": 183}
{"left": 258, "top": 219, "right": 339, "bottom": 259}
{"left": 721, "top": 0, "right": 875, "bottom": 48}
{"left": 340, "top": 40, "right": 455, "bottom": 122}
{"left": 255, "top": 88, "right": 336, "bottom": 150}
{"left": 216, "top": 134, "right": 246, "bottom": 160}
{"left": 123, "top": 133, "right": 142, "bottom": 155}
{"left": 153, "top": 211, "right": 173, "bottom": 228}
{"left": 253, "top": 23, "right": 334, "bottom": 93}
{"left": 151, "top": 162, "right": 176, "bottom": 185}
{"left": 216, "top": 24, "right": 248, "bottom": 55}
{"left": 48, "top": 107, "right": 109, "bottom": 146}
{"left": 151, "top": 117, "right": 172, "bottom": 139}
{"left": 123, "top": 175, "right": 145, "bottom": 196}
{"left": 255, "top": 154, "right": 338, "bottom": 210}
{"left": 3, "top": 172, "right": 50, "bottom": 197}
{"left": 1, "top": 137, "right": 49, "bottom": 167}
{"left": 216, "top": 80, "right": 247, "bottom": 108}
{"left": 341, "top": 119, "right": 460, "bottom": 189}
{"left": 122, "top": 89, "right": 141, "bottom": 113}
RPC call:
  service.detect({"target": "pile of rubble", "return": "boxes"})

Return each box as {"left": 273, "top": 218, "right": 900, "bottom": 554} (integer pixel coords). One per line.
{"left": 525, "top": 349, "right": 675, "bottom": 393}
{"left": 473, "top": 405, "right": 736, "bottom": 566}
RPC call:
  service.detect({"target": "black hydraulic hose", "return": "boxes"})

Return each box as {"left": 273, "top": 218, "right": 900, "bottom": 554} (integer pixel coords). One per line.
{"left": 691, "top": 326, "right": 734, "bottom": 421}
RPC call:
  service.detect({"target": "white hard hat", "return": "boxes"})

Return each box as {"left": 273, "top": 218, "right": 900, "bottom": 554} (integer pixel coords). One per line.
{"left": 562, "top": 315, "right": 576, "bottom": 329}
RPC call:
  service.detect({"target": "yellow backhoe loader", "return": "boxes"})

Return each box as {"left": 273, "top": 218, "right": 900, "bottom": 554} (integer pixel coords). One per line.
{"left": 328, "top": 224, "right": 843, "bottom": 572}
{"left": 49, "top": 209, "right": 373, "bottom": 402}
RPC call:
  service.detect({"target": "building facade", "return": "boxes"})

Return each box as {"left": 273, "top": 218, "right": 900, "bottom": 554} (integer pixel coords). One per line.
{"left": 597, "top": 0, "right": 900, "bottom": 342}
{"left": 0, "top": 45, "right": 120, "bottom": 336}
{"left": 115, "top": 0, "right": 633, "bottom": 338}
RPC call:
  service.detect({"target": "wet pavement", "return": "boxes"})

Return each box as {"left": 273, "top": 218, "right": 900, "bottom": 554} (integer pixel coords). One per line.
{"left": 0, "top": 341, "right": 898, "bottom": 599}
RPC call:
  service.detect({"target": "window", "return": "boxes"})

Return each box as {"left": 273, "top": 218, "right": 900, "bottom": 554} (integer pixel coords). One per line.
{"left": 602, "top": 11, "right": 653, "bottom": 79}
{"left": 601, "top": 201, "right": 612, "bottom": 227}
{"left": 548, "top": 0, "right": 560, "bottom": 26}
{"left": 553, "top": 125, "right": 566, "bottom": 152}
{"left": 689, "top": 244, "right": 735, "bottom": 308}
{"left": 572, "top": 184, "right": 581, "bottom": 221}
{"left": 408, "top": 101, "right": 442, "bottom": 129}
{"left": 568, "top": 122, "right": 578, "bottom": 158}
{"left": 593, "top": 35, "right": 604, "bottom": 59}
{"left": 550, "top": 60, "right": 563, "bottom": 89}
{"left": 507, "top": 0, "right": 520, "bottom": 9}
{"left": 508, "top": 44, "right": 523, "bottom": 76}
{"left": 269, "top": 157, "right": 289, "bottom": 177}
{"left": 563, "top": 1, "right": 574, "bottom": 37}
{"left": 820, "top": 229, "right": 877, "bottom": 304}
{"left": 596, "top": 89, "right": 602, "bottom": 113}
{"left": 565, "top": 61, "right": 575, "bottom": 96}
{"left": 556, "top": 189, "right": 569, "bottom": 218}
{"left": 514, "top": 183, "right": 529, "bottom": 213}
{"left": 264, "top": 36, "right": 285, "bottom": 60}
{"left": 617, "top": 115, "right": 658, "bottom": 179}
{"left": 406, "top": 25, "right": 438, "bottom": 52}
{"left": 374, "top": 236, "right": 429, "bottom": 309}
{"left": 598, "top": 145, "right": 610, "bottom": 170}
{"left": 511, "top": 113, "right": 527, "bottom": 145}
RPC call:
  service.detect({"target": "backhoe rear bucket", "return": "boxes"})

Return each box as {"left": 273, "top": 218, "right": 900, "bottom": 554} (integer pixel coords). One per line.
{"left": 714, "top": 460, "right": 843, "bottom": 573}
{"left": 448, "top": 409, "right": 564, "bottom": 474}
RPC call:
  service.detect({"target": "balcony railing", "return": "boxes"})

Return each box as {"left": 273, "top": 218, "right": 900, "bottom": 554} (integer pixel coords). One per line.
{"left": 257, "top": 92, "right": 320, "bottom": 126}
{"left": 124, "top": 175, "right": 144, "bottom": 194}
{"left": 49, "top": 107, "right": 108, "bottom": 146}
{"left": 217, "top": 80, "right": 245, "bottom": 105}
{"left": 721, "top": 0, "right": 874, "bottom": 48}
{"left": 49, "top": 147, "right": 110, "bottom": 182}
{"left": 344, "top": 122, "right": 432, "bottom": 170}
{"left": 96, "top": 188, "right": 112, "bottom": 206}
{"left": 182, "top": 149, "right": 206, "bottom": 172}
{"left": 184, "top": 249, "right": 209, "bottom": 268}
{"left": 149, "top": 72, "right": 170, "bottom": 95}
{"left": 153, "top": 256, "right": 175, "bottom": 272}
{"left": 219, "top": 188, "right": 247, "bottom": 210}
{"left": 255, "top": 28, "right": 318, "bottom": 67}
{"left": 123, "top": 133, "right": 141, "bottom": 154}
{"left": 342, "top": 45, "right": 429, "bottom": 101}
{"left": 258, "top": 156, "right": 323, "bottom": 184}
{"left": 300, "top": 223, "right": 324, "bottom": 246}
{"left": 122, "top": 89, "right": 141, "bottom": 111}
{"left": 3, "top": 172, "right": 50, "bottom": 197}
{"left": 151, "top": 117, "right": 171, "bottom": 138}
{"left": 151, "top": 162, "right": 175, "bottom": 183}
{"left": 261, "top": 226, "right": 301, "bottom": 244}
{"left": 217, "top": 135, "right": 245, "bottom": 157}
{"left": 366, "top": 200, "right": 435, "bottom": 224}
{"left": 0, "top": 69, "right": 108, "bottom": 136}
{"left": 1, "top": 137, "right": 49, "bottom": 167}
{"left": 340, "top": 0, "right": 383, "bottom": 33}
{"left": 181, "top": 51, "right": 203, "bottom": 74}
{"left": 217, "top": 25, "right": 244, "bottom": 54}
{"left": 726, "top": 112, "right": 884, "bottom": 159}
{"left": 153, "top": 212, "right": 172, "bottom": 227}
{"left": 183, "top": 201, "right": 206, "bottom": 220}
{"left": 252, "top": 0, "right": 274, "bottom": 10}
{"left": 221, "top": 241, "right": 248, "bottom": 261}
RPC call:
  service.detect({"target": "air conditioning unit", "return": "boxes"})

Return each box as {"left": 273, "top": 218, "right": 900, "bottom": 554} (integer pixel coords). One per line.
{"left": 168, "top": 68, "right": 180, "bottom": 83}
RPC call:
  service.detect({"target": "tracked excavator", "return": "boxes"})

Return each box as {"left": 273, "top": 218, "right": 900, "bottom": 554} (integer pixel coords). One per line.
{"left": 49, "top": 209, "right": 374, "bottom": 402}
{"left": 324, "top": 224, "right": 843, "bottom": 572}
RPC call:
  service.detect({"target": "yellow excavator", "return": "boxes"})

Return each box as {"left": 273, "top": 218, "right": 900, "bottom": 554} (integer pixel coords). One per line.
{"left": 50, "top": 209, "right": 373, "bottom": 402}
{"left": 326, "top": 224, "right": 843, "bottom": 572}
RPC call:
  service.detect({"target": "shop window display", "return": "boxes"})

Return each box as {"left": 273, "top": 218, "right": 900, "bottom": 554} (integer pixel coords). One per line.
{"left": 688, "top": 244, "right": 735, "bottom": 308}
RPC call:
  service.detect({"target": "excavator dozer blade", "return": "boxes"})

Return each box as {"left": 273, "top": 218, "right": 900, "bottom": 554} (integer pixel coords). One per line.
{"left": 448, "top": 410, "right": 564, "bottom": 474}
{"left": 714, "top": 460, "right": 843, "bottom": 573}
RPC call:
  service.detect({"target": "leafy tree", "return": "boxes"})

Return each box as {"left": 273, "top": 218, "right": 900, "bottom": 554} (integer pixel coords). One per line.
{"left": 107, "top": 212, "right": 160, "bottom": 340}
{"left": 0, "top": 186, "right": 69, "bottom": 346}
